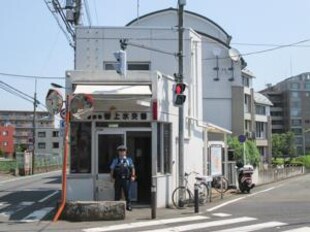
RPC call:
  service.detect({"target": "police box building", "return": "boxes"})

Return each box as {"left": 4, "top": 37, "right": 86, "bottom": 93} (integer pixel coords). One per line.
{"left": 64, "top": 8, "right": 231, "bottom": 208}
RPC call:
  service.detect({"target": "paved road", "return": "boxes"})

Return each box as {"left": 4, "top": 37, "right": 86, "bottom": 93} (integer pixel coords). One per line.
{"left": 1, "top": 172, "right": 309, "bottom": 232}
{"left": 0, "top": 171, "right": 60, "bottom": 226}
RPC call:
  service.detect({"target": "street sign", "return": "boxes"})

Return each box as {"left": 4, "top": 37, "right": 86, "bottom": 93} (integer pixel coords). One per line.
{"left": 60, "top": 120, "right": 65, "bottom": 129}
{"left": 238, "top": 135, "right": 246, "bottom": 143}
{"left": 60, "top": 108, "right": 66, "bottom": 120}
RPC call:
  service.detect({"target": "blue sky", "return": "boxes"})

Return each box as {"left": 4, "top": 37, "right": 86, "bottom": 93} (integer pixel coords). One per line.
{"left": 1, "top": 0, "right": 310, "bottom": 114}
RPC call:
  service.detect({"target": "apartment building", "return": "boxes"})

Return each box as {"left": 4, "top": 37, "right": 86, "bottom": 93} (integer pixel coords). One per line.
{"left": 261, "top": 72, "right": 310, "bottom": 155}
{"left": 0, "top": 110, "right": 55, "bottom": 153}
{"left": 0, "top": 124, "right": 15, "bottom": 157}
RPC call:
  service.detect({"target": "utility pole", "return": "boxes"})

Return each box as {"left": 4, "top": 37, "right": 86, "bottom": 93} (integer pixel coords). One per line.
{"left": 32, "top": 79, "right": 37, "bottom": 175}
{"left": 178, "top": 0, "right": 185, "bottom": 188}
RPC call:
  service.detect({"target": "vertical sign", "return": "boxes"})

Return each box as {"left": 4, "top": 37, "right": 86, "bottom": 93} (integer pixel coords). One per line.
{"left": 210, "top": 144, "right": 222, "bottom": 176}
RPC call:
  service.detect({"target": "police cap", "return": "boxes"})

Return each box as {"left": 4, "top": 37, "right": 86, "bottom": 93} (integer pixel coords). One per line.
{"left": 117, "top": 145, "right": 127, "bottom": 151}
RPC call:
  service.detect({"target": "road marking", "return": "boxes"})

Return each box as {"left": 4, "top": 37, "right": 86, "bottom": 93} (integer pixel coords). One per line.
{"left": 0, "top": 170, "right": 61, "bottom": 184}
{"left": 212, "top": 213, "right": 232, "bottom": 217}
{"left": 207, "top": 186, "right": 277, "bottom": 212}
{"left": 207, "top": 197, "right": 246, "bottom": 212}
{"left": 282, "top": 227, "right": 310, "bottom": 232}
{"left": 20, "top": 207, "right": 54, "bottom": 223}
{"left": 83, "top": 216, "right": 208, "bottom": 232}
{"left": 38, "top": 191, "right": 59, "bottom": 203}
{"left": 143, "top": 217, "right": 256, "bottom": 232}
{"left": 213, "top": 221, "right": 287, "bottom": 232}
{"left": 0, "top": 202, "right": 34, "bottom": 217}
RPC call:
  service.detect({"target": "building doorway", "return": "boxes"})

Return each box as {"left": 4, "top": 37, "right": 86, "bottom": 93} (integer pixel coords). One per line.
{"left": 96, "top": 129, "right": 151, "bottom": 203}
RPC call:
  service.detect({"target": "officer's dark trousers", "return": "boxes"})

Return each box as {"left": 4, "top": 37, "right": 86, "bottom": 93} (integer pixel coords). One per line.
{"left": 114, "top": 178, "right": 131, "bottom": 206}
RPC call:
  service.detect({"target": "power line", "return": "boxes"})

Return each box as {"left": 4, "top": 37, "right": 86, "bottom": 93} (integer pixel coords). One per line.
{"left": 0, "top": 81, "right": 34, "bottom": 100}
{"left": 0, "top": 72, "right": 65, "bottom": 80}
{"left": 84, "top": 0, "right": 92, "bottom": 26}
{"left": 92, "top": 0, "right": 98, "bottom": 24}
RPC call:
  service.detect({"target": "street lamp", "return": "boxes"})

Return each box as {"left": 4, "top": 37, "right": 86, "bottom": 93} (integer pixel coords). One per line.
{"left": 303, "top": 129, "right": 310, "bottom": 156}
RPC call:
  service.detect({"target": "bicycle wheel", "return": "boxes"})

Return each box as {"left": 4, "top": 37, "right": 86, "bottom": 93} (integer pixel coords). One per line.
{"left": 198, "top": 183, "right": 210, "bottom": 205}
{"left": 172, "top": 186, "right": 191, "bottom": 209}
{"left": 213, "top": 176, "right": 229, "bottom": 193}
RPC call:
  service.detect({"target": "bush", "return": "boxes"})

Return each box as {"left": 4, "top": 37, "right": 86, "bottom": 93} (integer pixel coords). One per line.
{"left": 271, "top": 158, "right": 284, "bottom": 166}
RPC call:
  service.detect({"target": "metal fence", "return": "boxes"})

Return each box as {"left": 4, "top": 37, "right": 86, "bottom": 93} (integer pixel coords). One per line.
{"left": 223, "top": 161, "right": 237, "bottom": 185}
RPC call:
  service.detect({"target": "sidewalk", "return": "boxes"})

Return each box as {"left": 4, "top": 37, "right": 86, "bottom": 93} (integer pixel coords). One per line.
{"left": 0, "top": 173, "right": 16, "bottom": 182}
{"left": 123, "top": 189, "right": 236, "bottom": 222}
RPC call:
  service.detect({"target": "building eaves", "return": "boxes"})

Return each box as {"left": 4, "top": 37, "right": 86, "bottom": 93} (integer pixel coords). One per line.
{"left": 254, "top": 92, "right": 273, "bottom": 106}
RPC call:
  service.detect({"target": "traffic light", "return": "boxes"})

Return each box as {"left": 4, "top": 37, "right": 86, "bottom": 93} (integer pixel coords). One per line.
{"left": 174, "top": 83, "right": 186, "bottom": 106}
{"left": 113, "top": 50, "right": 127, "bottom": 76}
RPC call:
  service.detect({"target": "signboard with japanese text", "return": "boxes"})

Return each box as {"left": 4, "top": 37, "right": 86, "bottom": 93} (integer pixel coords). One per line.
{"left": 83, "top": 112, "right": 151, "bottom": 122}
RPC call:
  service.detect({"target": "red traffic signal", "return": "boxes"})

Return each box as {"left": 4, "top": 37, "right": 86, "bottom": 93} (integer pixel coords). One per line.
{"left": 174, "top": 83, "right": 186, "bottom": 106}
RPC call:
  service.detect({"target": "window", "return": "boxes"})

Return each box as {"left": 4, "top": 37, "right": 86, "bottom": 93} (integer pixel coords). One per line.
{"left": 104, "top": 62, "right": 150, "bottom": 71}
{"left": 3, "top": 141, "right": 8, "bottom": 146}
{"left": 157, "top": 123, "right": 172, "bottom": 174}
{"left": 272, "top": 120, "right": 284, "bottom": 125}
{"left": 292, "top": 119, "right": 302, "bottom": 126}
{"left": 53, "top": 142, "right": 59, "bottom": 149}
{"left": 255, "top": 105, "right": 266, "bottom": 115}
{"left": 38, "top": 132, "right": 46, "bottom": 137}
{"left": 52, "top": 131, "right": 59, "bottom": 137}
{"left": 291, "top": 82, "right": 300, "bottom": 90}
{"left": 2, "top": 131, "right": 8, "bottom": 136}
{"left": 291, "top": 109, "right": 301, "bottom": 117}
{"left": 70, "top": 122, "right": 92, "bottom": 174}
{"left": 273, "top": 102, "right": 283, "bottom": 108}
{"left": 304, "top": 81, "right": 310, "bottom": 90}
{"left": 271, "top": 111, "right": 283, "bottom": 116}
{"left": 38, "top": 143, "right": 46, "bottom": 149}
{"left": 291, "top": 128, "right": 302, "bottom": 135}
{"left": 305, "top": 120, "right": 310, "bottom": 124}
{"left": 256, "top": 122, "right": 266, "bottom": 139}
{"left": 242, "top": 76, "right": 250, "bottom": 87}
{"left": 291, "top": 92, "right": 299, "bottom": 98}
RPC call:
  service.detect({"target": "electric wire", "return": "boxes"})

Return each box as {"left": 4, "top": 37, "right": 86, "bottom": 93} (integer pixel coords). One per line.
{"left": 84, "top": 0, "right": 92, "bottom": 26}
{"left": 0, "top": 72, "right": 65, "bottom": 80}
{"left": 0, "top": 81, "right": 34, "bottom": 101}
{"left": 44, "top": 0, "right": 74, "bottom": 47}
{"left": 92, "top": 0, "right": 98, "bottom": 24}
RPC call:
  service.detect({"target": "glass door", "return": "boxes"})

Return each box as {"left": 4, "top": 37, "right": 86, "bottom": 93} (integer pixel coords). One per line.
{"left": 96, "top": 130, "right": 125, "bottom": 201}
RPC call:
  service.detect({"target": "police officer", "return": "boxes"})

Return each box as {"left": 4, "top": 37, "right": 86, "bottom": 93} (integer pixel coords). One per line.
{"left": 110, "top": 145, "right": 135, "bottom": 211}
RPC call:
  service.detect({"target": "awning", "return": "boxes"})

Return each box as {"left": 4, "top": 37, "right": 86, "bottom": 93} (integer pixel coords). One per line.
{"left": 73, "top": 85, "right": 152, "bottom": 95}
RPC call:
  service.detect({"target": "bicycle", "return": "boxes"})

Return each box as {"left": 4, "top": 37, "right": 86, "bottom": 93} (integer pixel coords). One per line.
{"left": 172, "top": 172, "right": 211, "bottom": 209}
{"left": 211, "top": 175, "right": 229, "bottom": 193}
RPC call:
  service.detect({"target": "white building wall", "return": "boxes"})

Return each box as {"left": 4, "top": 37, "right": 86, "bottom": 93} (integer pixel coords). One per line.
{"left": 35, "top": 128, "right": 63, "bottom": 156}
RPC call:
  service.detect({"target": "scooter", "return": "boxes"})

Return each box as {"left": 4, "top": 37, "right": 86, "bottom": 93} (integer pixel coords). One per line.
{"left": 237, "top": 164, "right": 255, "bottom": 193}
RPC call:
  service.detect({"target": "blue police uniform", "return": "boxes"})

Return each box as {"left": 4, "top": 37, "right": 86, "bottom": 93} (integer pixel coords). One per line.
{"left": 110, "top": 156, "right": 134, "bottom": 209}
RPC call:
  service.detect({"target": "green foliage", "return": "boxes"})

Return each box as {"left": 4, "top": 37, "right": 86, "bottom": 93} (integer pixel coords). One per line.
{"left": 295, "top": 155, "right": 310, "bottom": 168}
{"left": 272, "top": 132, "right": 297, "bottom": 158}
{"left": 0, "top": 149, "right": 3, "bottom": 157}
{"left": 0, "top": 159, "right": 17, "bottom": 173}
{"left": 228, "top": 136, "right": 260, "bottom": 167}
{"left": 15, "top": 144, "right": 27, "bottom": 152}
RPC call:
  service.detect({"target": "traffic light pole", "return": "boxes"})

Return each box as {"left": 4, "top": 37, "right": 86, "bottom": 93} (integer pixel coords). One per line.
{"left": 178, "top": 0, "right": 185, "bottom": 188}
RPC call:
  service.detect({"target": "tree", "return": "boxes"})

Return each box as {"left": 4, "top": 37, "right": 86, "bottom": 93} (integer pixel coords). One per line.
{"left": 272, "top": 134, "right": 284, "bottom": 159}
{"left": 271, "top": 132, "right": 296, "bottom": 159}
{"left": 228, "top": 136, "right": 260, "bottom": 167}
